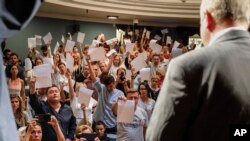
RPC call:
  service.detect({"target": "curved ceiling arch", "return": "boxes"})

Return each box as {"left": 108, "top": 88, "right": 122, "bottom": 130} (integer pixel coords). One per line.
{"left": 37, "top": 0, "right": 201, "bottom": 27}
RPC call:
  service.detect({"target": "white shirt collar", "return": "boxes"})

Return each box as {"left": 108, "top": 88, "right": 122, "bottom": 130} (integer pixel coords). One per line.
{"left": 208, "top": 26, "right": 246, "bottom": 46}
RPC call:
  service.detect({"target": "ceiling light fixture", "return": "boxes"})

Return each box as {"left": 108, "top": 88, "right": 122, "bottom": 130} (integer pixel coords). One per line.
{"left": 107, "top": 16, "right": 118, "bottom": 20}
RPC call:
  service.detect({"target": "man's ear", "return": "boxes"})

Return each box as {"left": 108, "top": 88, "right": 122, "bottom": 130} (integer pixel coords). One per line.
{"left": 206, "top": 11, "right": 215, "bottom": 31}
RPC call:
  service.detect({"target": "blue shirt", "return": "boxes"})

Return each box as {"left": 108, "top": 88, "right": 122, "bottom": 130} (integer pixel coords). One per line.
{"left": 29, "top": 93, "right": 76, "bottom": 141}
{"left": 93, "top": 80, "right": 124, "bottom": 128}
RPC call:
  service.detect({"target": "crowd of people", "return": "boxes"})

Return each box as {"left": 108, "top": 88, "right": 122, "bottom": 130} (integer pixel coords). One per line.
{"left": 2, "top": 27, "right": 193, "bottom": 141}
{"left": 2, "top": 0, "right": 250, "bottom": 141}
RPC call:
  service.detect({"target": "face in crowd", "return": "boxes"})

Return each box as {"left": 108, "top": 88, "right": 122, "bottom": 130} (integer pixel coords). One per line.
{"left": 47, "top": 86, "right": 61, "bottom": 104}
{"left": 30, "top": 125, "right": 42, "bottom": 141}
{"left": 127, "top": 91, "right": 139, "bottom": 106}
{"left": 113, "top": 55, "right": 121, "bottom": 67}
{"left": 152, "top": 55, "right": 160, "bottom": 66}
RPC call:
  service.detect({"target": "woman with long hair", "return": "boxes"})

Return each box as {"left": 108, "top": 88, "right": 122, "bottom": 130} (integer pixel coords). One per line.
{"left": 137, "top": 82, "right": 155, "bottom": 120}
{"left": 7, "top": 64, "right": 26, "bottom": 101}
{"left": 10, "top": 95, "right": 28, "bottom": 129}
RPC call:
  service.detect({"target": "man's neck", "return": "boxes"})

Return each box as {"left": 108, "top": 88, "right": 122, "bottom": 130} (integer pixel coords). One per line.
{"left": 49, "top": 102, "right": 61, "bottom": 112}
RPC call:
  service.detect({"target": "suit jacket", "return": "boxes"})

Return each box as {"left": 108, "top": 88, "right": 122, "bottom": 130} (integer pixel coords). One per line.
{"left": 146, "top": 30, "right": 250, "bottom": 141}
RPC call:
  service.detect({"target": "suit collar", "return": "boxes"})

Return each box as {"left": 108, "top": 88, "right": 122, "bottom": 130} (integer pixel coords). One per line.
{"left": 208, "top": 27, "right": 248, "bottom": 46}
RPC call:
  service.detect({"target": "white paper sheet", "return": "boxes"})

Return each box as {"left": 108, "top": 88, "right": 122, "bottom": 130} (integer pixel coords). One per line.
{"left": 139, "top": 68, "right": 151, "bottom": 81}
{"left": 117, "top": 100, "right": 135, "bottom": 123}
{"left": 24, "top": 58, "right": 32, "bottom": 71}
{"left": 125, "top": 42, "right": 134, "bottom": 53}
{"left": 139, "top": 52, "right": 148, "bottom": 61}
{"left": 28, "top": 38, "right": 36, "bottom": 48}
{"left": 43, "top": 32, "right": 52, "bottom": 44}
{"left": 117, "top": 29, "right": 125, "bottom": 42}
{"left": 35, "top": 75, "right": 52, "bottom": 89}
{"left": 146, "top": 31, "right": 151, "bottom": 39}
{"left": 97, "top": 34, "right": 103, "bottom": 41}
{"left": 173, "top": 41, "right": 180, "bottom": 48}
{"left": 33, "top": 64, "right": 52, "bottom": 77}
{"left": 42, "top": 57, "right": 54, "bottom": 66}
{"left": 106, "top": 38, "right": 118, "bottom": 45}
{"left": 161, "top": 28, "right": 169, "bottom": 34}
{"left": 88, "top": 47, "right": 106, "bottom": 62}
{"left": 53, "top": 42, "right": 59, "bottom": 55}
{"left": 106, "top": 49, "right": 117, "bottom": 57}
{"left": 77, "top": 32, "right": 85, "bottom": 44}
{"left": 151, "top": 43, "right": 162, "bottom": 54}
{"left": 131, "top": 54, "right": 147, "bottom": 73}
{"left": 91, "top": 40, "right": 100, "bottom": 47}
{"left": 35, "top": 35, "right": 42, "bottom": 46}
{"left": 149, "top": 39, "right": 158, "bottom": 49}
{"left": 42, "top": 57, "right": 54, "bottom": 73}
{"left": 78, "top": 86, "right": 93, "bottom": 106}
{"left": 154, "top": 35, "right": 161, "bottom": 41}
{"left": 65, "top": 53, "right": 75, "bottom": 72}
{"left": 65, "top": 40, "right": 75, "bottom": 52}
{"left": 166, "top": 36, "right": 172, "bottom": 44}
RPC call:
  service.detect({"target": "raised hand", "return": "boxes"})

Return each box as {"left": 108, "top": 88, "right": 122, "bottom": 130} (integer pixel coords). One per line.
{"left": 29, "top": 77, "right": 36, "bottom": 94}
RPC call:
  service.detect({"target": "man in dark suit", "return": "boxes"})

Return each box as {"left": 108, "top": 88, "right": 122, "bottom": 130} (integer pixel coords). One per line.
{"left": 146, "top": 0, "right": 250, "bottom": 141}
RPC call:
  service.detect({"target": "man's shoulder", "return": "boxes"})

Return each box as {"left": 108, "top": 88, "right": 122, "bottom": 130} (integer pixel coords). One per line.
{"left": 170, "top": 47, "right": 219, "bottom": 70}
{"left": 114, "top": 89, "right": 125, "bottom": 96}
{"left": 61, "top": 103, "right": 73, "bottom": 111}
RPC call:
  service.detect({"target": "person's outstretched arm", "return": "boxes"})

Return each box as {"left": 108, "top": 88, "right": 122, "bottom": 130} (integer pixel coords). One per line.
{"left": 48, "top": 116, "right": 66, "bottom": 141}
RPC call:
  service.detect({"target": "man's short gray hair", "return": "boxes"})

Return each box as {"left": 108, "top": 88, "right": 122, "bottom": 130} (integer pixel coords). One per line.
{"left": 200, "top": 0, "right": 250, "bottom": 24}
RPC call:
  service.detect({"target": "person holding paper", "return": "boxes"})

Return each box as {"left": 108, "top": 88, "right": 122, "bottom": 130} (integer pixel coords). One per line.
{"left": 66, "top": 69, "right": 97, "bottom": 126}
{"left": 86, "top": 55, "right": 124, "bottom": 139}
{"left": 112, "top": 89, "right": 148, "bottom": 141}
{"left": 147, "top": 0, "right": 250, "bottom": 141}
{"left": 29, "top": 78, "right": 76, "bottom": 141}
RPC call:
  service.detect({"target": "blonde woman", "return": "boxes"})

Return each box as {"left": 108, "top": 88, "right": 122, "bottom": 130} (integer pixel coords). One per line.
{"left": 10, "top": 95, "right": 28, "bottom": 129}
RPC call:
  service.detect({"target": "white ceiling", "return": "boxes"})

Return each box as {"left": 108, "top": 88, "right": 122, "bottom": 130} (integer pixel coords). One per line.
{"left": 36, "top": 0, "right": 201, "bottom": 27}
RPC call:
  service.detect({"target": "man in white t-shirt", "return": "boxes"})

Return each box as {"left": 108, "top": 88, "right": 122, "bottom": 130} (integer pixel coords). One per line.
{"left": 112, "top": 89, "right": 148, "bottom": 141}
